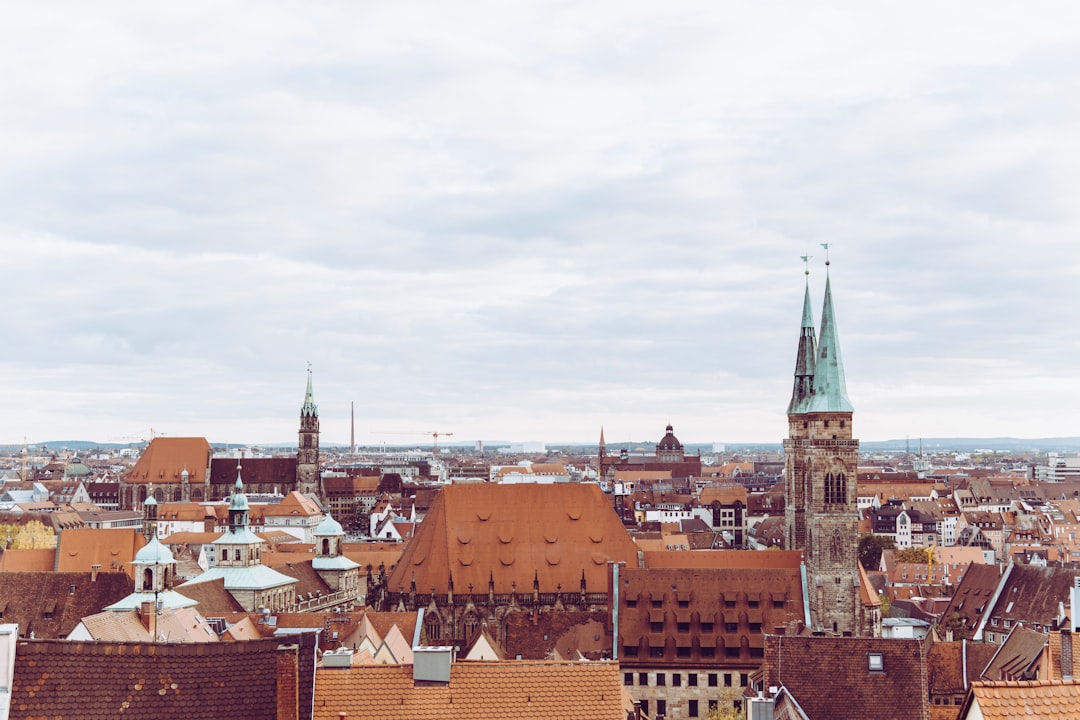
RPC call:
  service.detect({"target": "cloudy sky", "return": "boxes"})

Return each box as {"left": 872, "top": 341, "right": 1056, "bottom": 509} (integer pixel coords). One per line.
{"left": 4, "top": 2, "right": 1080, "bottom": 448}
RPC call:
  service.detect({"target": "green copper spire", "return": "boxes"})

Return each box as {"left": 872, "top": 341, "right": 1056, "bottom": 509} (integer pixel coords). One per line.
{"left": 787, "top": 266, "right": 818, "bottom": 415}
{"left": 301, "top": 364, "right": 318, "bottom": 417}
{"left": 805, "top": 270, "right": 854, "bottom": 413}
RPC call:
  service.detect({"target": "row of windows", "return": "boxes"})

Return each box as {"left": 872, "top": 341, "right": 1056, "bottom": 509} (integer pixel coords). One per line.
{"left": 630, "top": 695, "right": 744, "bottom": 717}
{"left": 627, "top": 598, "right": 782, "bottom": 609}
{"left": 625, "top": 644, "right": 765, "bottom": 660}
{"left": 624, "top": 671, "right": 749, "bottom": 688}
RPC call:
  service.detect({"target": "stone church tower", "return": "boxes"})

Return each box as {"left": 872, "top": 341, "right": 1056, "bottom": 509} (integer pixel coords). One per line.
{"left": 297, "top": 368, "right": 321, "bottom": 497}
{"left": 784, "top": 265, "right": 866, "bottom": 635}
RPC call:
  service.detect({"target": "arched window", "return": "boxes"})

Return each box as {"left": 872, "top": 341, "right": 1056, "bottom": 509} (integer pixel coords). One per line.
{"left": 321, "top": 538, "right": 331, "bottom": 556}
{"left": 464, "top": 614, "right": 480, "bottom": 642}
{"left": 425, "top": 613, "right": 442, "bottom": 642}
{"left": 143, "top": 567, "right": 154, "bottom": 591}
{"left": 825, "top": 472, "right": 847, "bottom": 505}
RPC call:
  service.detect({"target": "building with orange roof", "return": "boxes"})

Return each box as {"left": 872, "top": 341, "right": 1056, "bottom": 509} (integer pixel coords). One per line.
{"left": 0, "top": 547, "right": 56, "bottom": 572}
{"left": 380, "top": 483, "right": 638, "bottom": 648}
{"left": 597, "top": 424, "right": 703, "bottom": 484}
{"left": 313, "top": 659, "right": 629, "bottom": 720}
{"left": 119, "top": 370, "right": 324, "bottom": 508}
{"left": 55, "top": 527, "right": 146, "bottom": 577}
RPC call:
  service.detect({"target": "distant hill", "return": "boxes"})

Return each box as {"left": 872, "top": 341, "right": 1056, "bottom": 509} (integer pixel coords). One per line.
{"left": 4, "top": 437, "right": 1079, "bottom": 455}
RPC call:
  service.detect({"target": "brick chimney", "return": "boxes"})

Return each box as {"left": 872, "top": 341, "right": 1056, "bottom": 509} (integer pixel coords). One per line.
{"left": 91, "top": 563, "right": 100, "bottom": 582}
{"left": 276, "top": 643, "right": 299, "bottom": 720}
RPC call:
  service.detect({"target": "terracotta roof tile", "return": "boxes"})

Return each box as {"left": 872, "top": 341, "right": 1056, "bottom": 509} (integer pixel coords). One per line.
{"left": 313, "top": 660, "right": 628, "bottom": 720}
{"left": 387, "top": 484, "right": 638, "bottom": 596}
{"left": 968, "top": 679, "right": 1080, "bottom": 718}
{"left": 123, "top": 437, "right": 212, "bottom": 484}
{"left": 0, "top": 571, "right": 134, "bottom": 638}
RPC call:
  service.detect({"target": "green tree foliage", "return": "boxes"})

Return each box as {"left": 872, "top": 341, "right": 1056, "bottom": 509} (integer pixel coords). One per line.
{"left": 942, "top": 612, "right": 971, "bottom": 641}
{"left": 703, "top": 688, "right": 745, "bottom": 720}
{"left": 858, "top": 534, "right": 894, "bottom": 570}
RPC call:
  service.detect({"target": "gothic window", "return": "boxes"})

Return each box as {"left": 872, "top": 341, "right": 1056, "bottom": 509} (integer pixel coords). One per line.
{"left": 825, "top": 472, "right": 847, "bottom": 505}
{"left": 322, "top": 539, "right": 330, "bottom": 556}
{"left": 830, "top": 530, "right": 844, "bottom": 565}
{"left": 464, "top": 614, "right": 479, "bottom": 642}
{"left": 425, "top": 613, "right": 442, "bottom": 642}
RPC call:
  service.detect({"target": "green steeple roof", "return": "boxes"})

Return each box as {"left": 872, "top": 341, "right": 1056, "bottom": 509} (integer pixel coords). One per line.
{"left": 805, "top": 272, "right": 854, "bottom": 413}
{"left": 301, "top": 367, "right": 318, "bottom": 417}
{"left": 787, "top": 279, "right": 818, "bottom": 415}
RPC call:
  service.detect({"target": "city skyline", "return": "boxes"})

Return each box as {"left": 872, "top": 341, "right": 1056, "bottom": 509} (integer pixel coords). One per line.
{"left": 3, "top": 3, "right": 1079, "bottom": 446}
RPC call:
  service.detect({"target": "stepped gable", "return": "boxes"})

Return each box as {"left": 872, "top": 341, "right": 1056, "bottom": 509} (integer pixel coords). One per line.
{"left": 10, "top": 635, "right": 316, "bottom": 720}
{"left": 124, "top": 437, "right": 212, "bottom": 484}
{"left": 209, "top": 457, "right": 299, "bottom": 488}
{"left": 386, "top": 483, "right": 638, "bottom": 596}
{"left": 0, "top": 571, "right": 134, "bottom": 638}
{"left": 313, "top": 660, "right": 629, "bottom": 720}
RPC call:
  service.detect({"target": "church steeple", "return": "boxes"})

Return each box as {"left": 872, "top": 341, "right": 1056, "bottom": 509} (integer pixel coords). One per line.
{"left": 297, "top": 365, "right": 321, "bottom": 497}
{"left": 805, "top": 270, "right": 854, "bottom": 413}
{"left": 787, "top": 272, "right": 818, "bottom": 415}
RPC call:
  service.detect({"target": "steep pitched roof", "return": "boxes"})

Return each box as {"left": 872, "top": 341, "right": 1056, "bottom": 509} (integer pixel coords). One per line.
{"left": 761, "top": 635, "right": 930, "bottom": 720}
{"left": 312, "top": 660, "right": 628, "bottom": 720}
{"left": 10, "top": 635, "right": 316, "bottom": 720}
{"left": 0, "top": 571, "right": 134, "bottom": 638}
{"left": 0, "top": 548, "right": 56, "bottom": 572}
{"left": 123, "top": 437, "right": 212, "bottom": 484}
{"left": 209, "top": 457, "right": 298, "bottom": 486}
{"left": 386, "top": 484, "right": 638, "bottom": 595}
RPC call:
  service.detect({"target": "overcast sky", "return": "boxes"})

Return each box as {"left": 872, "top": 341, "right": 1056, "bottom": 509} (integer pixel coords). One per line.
{"left": 3, "top": 2, "right": 1080, "bottom": 448}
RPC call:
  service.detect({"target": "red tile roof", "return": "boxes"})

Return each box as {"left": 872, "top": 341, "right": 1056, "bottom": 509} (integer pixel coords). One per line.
{"left": 312, "top": 660, "right": 629, "bottom": 720}
{"left": 387, "top": 484, "right": 638, "bottom": 595}
{"left": 123, "top": 437, "right": 212, "bottom": 484}
{"left": 56, "top": 528, "right": 145, "bottom": 577}
{"left": 964, "top": 679, "right": 1080, "bottom": 718}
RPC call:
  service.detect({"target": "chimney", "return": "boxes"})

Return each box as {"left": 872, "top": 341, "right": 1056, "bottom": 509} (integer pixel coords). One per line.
{"left": 275, "top": 643, "right": 300, "bottom": 720}
{"left": 1062, "top": 630, "right": 1074, "bottom": 682}
{"left": 91, "top": 563, "right": 100, "bottom": 582}
{"left": 140, "top": 600, "right": 157, "bottom": 637}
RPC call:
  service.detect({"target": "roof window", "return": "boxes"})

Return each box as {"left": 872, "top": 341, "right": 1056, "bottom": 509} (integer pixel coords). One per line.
{"left": 868, "top": 652, "right": 884, "bottom": 672}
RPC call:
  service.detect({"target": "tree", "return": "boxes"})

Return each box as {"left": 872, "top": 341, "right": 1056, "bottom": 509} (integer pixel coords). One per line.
{"left": 896, "top": 547, "right": 930, "bottom": 564}
{"left": 703, "top": 687, "right": 745, "bottom": 720}
{"left": 942, "top": 612, "right": 971, "bottom": 641}
{"left": 12, "top": 520, "right": 56, "bottom": 549}
{"left": 858, "top": 534, "right": 894, "bottom": 570}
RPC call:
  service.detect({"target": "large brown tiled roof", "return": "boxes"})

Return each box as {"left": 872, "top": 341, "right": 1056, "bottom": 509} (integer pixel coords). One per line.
{"left": 928, "top": 641, "right": 1000, "bottom": 696}
{"left": 761, "top": 635, "right": 930, "bottom": 720}
{"left": 9, "top": 635, "right": 315, "bottom": 720}
{"left": 312, "top": 660, "right": 628, "bottom": 720}
{"left": 386, "top": 484, "right": 638, "bottom": 595}
{"left": 643, "top": 549, "right": 802, "bottom": 569}
{"left": 123, "top": 437, "right": 212, "bottom": 484}
{"left": 988, "top": 564, "right": 1080, "bottom": 629}
{"left": 0, "top": 571, "right": 134, "bottom": 638}
{"left": 209, "top": 457, "right": 298, "bottom": 486}
{"left": 173, "top": 577, "right": 245, "bottom": 615}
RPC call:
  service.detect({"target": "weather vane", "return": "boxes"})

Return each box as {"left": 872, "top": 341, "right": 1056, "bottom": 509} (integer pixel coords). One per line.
{"left": 800, "top": 254, "right": 812, "bottom": 276}
{"left": 820, "top": 243, "right": 830, "bottom": 266}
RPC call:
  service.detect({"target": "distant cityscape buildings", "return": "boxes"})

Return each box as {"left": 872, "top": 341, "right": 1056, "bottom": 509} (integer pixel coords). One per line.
{"left": 5, "top": 263, "right": 1080, "bottom": 718}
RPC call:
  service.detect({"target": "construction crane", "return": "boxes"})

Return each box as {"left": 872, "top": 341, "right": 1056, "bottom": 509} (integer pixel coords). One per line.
{"left": 372, "top": 431, "right": 455, "bottom": 454}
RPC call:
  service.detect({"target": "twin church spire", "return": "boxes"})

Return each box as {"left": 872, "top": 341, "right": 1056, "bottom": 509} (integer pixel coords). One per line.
{"left": 787, "top": 261, "right": 853, "bottom": 415}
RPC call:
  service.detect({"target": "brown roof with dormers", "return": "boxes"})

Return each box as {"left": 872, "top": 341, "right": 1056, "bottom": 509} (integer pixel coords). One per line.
{"left": 939, "top": 563, "right": 1005, "bottom": 636}
{"left": 386, "top": 483, "right": 638, "bottom": 596}
{"left": 312, "top": 660, "right": 629, "bottom": 720}
{"left": 209, "top": 456, "right": 298, "bottom": 486}
{"left": 643, "top": 549, "right": 803, "bottom": 569}
{"left": 761, "top": 635, "right": 931, "bottom": 720}
{"left": 963, "top": 679, "right": 1080, "bottom": 718}
{"left": 619, "top": 565, "right": 804, "bottom": 667}
{"left": 0, "top": 571, "right": 134, "bottom": 638}
{"left": 928, "top": 641, "right": 1000, "bottom": 698}
{"left": 55, "top": 527, "right": 146, "bottom": 577}
{"left": 262, "top": 491, "right": 322, "bottom": 517}
{"left": 9, "top": 635, "right": 315, "bottom": 720}
{"left": 123, "top": 437, "right": 212, "bottom": 484}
